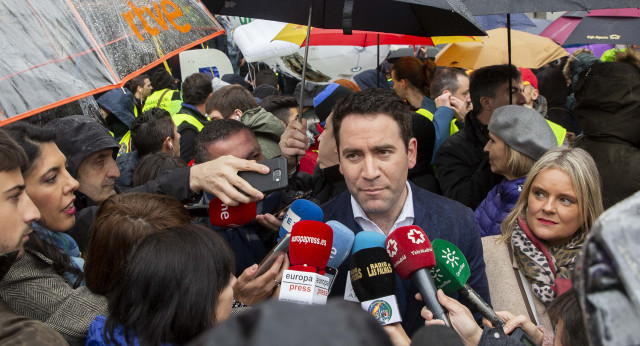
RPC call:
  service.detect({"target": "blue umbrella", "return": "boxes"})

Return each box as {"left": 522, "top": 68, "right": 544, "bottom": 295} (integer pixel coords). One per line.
{"left": 475, "top": 13, "right": 535, "bottom": 31}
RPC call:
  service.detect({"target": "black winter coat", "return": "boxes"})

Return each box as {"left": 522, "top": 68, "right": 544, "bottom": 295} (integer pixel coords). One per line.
{"left": 435, "top": 112, "right": 501, "bottom": 209}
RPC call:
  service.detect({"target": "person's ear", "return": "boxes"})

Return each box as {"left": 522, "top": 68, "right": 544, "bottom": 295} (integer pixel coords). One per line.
{"left": 531, "top": 88, "right": 539, "bottom": 101}
{"left": 407, "top": 138, "right": 417, "bottom": 169}
{"left": 233, "top": 109, "right": 243, "bottom": 120}
{"left": 163, "top": 136, "right": 173, "bottom": 153}
{"left": 480, "top": 96, "right": 493, "bottom": 112}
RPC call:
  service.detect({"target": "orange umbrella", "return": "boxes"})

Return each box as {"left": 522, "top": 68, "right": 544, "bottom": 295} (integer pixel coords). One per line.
{"left": 435, "top": 28, "right": 568, "bottom": 69}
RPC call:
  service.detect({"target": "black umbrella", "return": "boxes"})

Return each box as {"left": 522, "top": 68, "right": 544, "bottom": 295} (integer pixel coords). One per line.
{"left": 206, "top": 0, "right": 485, "bottom": 117}
{"left": 460, "top": 0, "right": 640, "bottom": 16}
{"left": 207, "top": 0, "right": 484, "bottom": 37}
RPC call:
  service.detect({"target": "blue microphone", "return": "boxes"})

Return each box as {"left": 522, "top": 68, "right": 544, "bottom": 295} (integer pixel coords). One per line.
{"left": 351, "top": 231, "right": 387, "bottom": 254}
{"left": 324, "top": 221, "right": 356, "bottom": 292}
{"left": 278, "top": 199, "right": 323, "bottom": 240}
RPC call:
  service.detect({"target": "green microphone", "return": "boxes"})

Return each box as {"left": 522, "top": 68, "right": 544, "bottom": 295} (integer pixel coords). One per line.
{"left": 430, "top": 239, "right": 537, "bottom": 346}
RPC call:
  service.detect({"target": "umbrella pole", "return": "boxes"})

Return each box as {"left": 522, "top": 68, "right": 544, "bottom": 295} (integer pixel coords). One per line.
{"left": 298, "top": 0, "right": 313, "bottom": 122}
{"left": 507, "top": 13, "right": 512, "bottom": 104}
{"left": 377, "top": 34, "right": 380, "bottom": 88}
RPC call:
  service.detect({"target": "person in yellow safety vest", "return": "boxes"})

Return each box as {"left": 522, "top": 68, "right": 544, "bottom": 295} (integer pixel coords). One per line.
{"left": 397, "top": 65, "right": 470, "bottom": 165}
{"left": 519, "top": 68, "right": 568, "bottom": 146}
{"left": 142, "top": 69, "right": 182, "bottom": 115}
{"left": 173, "top": 73, "right": 213, "bottom": 162}
{"left": 128, "top": 74, "right": 153, "bottom": 118}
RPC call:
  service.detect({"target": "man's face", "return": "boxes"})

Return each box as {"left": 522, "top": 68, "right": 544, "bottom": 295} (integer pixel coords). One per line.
{"left": 0, "top": 168, "right": 40, "bottom": 258}
{"left": 317, "top": 114, "right": 339, "bottom": 169}
{"left": 141, "top": 78, "right": 153, "bottom": 99}
{"left": 489, "top": 79, "right": 527, "bottom": 110}
{"left": 522, "top": 84, "right": 538, "bottom": 109}
{"left": 453, "top": 74, "right": 472, "bottom": 110}
{"left": 338, "top": 113, "right": 416, "bottom": 221}
{"left": 75, "top": 148, "right": 120, "bottom": 204}
{"left": 286, "top": 107, "right": 298, "bottom": 125}
{"left": 206, "top": 129, "right": 263, "bottom": 162}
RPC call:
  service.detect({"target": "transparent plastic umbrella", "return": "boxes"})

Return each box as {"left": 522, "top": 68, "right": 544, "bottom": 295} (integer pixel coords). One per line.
{"left": 0, "top": 0, "right": 224, "bottom": 125}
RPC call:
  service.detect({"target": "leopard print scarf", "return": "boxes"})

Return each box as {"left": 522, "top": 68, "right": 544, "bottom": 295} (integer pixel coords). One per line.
{"left": 511, "top": 217, "right": 586, "bottom": 304}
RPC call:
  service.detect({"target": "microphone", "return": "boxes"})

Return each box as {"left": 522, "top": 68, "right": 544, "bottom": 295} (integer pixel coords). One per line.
{"left": 385, "top": 226, "right": 451, "bottom": 327}
{"left": 288, "top": 220, "right": 333, "bottom": 273}
{"left": 431, "top": 239, "right": 537, "bottom": 344}
{"left": 279, "top": 220, "right": 333, "bottom": 304}
{"left": 324, "top": 221, "right": 356, "bottom": 292}
{"left": 208, "top": 197, "right": 256, "bottom": 227}
{"left": 350, "top": 231, "right": 401, "bottom": 325}
{"left": 279, "top": 199, "right": 324, "bottom": 240}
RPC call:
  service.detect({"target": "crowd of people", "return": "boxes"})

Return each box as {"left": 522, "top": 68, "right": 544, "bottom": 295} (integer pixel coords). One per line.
{"left": 0, "top": 43, "right": 639, "bottom": 346}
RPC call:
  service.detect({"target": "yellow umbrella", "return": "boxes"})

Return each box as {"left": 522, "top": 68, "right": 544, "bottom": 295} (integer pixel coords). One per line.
{"left": 435, "top": 28, "right": 568, "bottom": 69}
{"left": 272, "top": 23, "right": 309, "bottom": 46}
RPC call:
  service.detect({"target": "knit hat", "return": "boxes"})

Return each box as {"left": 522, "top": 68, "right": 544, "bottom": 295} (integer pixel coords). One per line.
{"left": 488, "top": 105, "right": 557, "bottom": 160}
{"left": 313, "top": 83, "right": 354, "bottom": 122}
{"left": 518, "top": 68, "right": 538, "bottom": 89}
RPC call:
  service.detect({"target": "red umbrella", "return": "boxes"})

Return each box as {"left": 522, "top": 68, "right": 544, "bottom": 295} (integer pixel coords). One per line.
{"left": 540, "top": 8, "right": 640, "bottom": 45}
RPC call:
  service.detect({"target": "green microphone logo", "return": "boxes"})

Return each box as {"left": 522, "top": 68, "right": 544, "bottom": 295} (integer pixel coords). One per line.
{"left": 429, "top": 239, "right": 470, "bottom": 294}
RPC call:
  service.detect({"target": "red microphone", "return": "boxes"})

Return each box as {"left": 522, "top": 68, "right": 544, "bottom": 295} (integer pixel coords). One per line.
{"left": 208, "top": 197, "right": 256, "bottom": 227}
{"left": 288, "top": 220, "right": 333, "bottom": 273}
{"left": 386, "top": 226, "right": 450, "bottom": 326}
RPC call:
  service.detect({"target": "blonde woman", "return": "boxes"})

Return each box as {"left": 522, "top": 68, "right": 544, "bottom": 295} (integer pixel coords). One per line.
{"left": 483, "top": 146, "right": 603, "bottom": 330}
{"left": 475, "top": 105, "right": 558, "bottom": 237}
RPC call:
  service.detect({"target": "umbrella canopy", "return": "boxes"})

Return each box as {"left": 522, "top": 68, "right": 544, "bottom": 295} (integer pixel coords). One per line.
{"left": 474, "top": 13, "right": 534, "bottom": 31}
{"left": 540, "top": 9, "right": 640, "bottom": 46}
{"left": 0, "top": 0, "right": 223, "bottom": 126}
{"left": 206, "top": 0, "right": 485, "bottom": 37}
{"left": 435, "top": 28, "right": 568, "bottom": 69}
{"left": 272, "top": 24, "right": 435, "bottom": 47}
{"left": 460, "top": 0, "right": 640, "bottom": 16}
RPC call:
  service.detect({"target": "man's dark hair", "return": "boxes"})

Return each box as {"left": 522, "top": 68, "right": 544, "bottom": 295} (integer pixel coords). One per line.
{"left": 0, "top": 128, "right": 29, "bottom": 173}
{"left": 130, "top": 108, "right": 175, "bottom": 157}
{"left": 3, "top": 122, "right": 57, "bottom": 174}
{"left": 331, "top": 89, "right": 412, "bottom": 151}
{"left": 132, "top": 152, "right": 186, "bottom": 186}
{"left": 260, "top": 95, "right": 298, "bottom": 125}
{"left": 430, "top": 68, "right": 468, "bottom": 98}
{"left": 469, "top": 64, "right": 520, "bottom": 115}
{"left": 205, "top": 84, "right": 258, "bottom": 118}
{"left": 105, "top": 224, "right": 235, "bottom": 345}
{"left": 182, "top": 73, "right": 213, "bottom": 105}
{"left": 254, "top": 69, "right": 278, "bottom": 88}
{"left": 548, "top": 288, "right": 588, "bottom": 346}
{"left": 193, "top": 119, "right": 256, "bottom": 164}
{"left": 128, "top": 74, "right": 149, "bottom": 94}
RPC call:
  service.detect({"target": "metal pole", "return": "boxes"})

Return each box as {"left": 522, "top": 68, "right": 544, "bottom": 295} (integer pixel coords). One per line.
{"left": 298, "top": 0, "right": 313, "bottom": 122}
{"left": 377, "top": 33, "right": 380, "bottom": 87}
{"left": 507, "top": 13, "right": 512, "bottom": 104}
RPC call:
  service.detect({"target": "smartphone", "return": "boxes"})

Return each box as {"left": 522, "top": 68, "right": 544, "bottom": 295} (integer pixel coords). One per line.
{"left": 238, "top": 156, "right": 288, "bottom": 194}
{"left": 253, "top": 233, "right": 290, "bottom": 278}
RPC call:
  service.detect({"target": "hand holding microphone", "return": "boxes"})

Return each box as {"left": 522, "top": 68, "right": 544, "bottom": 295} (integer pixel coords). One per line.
{"left": 430, "top": 239, "right": 538, "bottom": 345}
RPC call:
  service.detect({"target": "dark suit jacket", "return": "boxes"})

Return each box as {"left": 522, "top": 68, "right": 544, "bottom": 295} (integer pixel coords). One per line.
{"left": 322, "top": 181, "right": 490, "bottom": 336}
